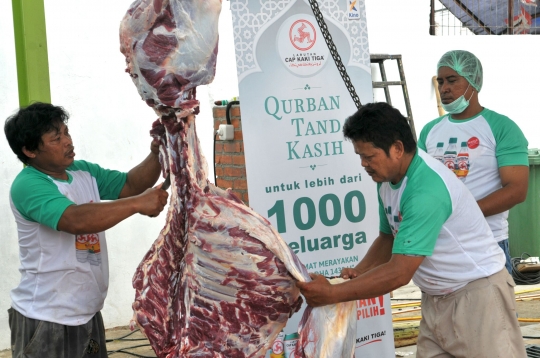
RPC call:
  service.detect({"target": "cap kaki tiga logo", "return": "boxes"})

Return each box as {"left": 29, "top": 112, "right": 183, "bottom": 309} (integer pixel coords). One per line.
{"left": 277, "top": 14, "right": 329, "bottom": 76}
{"left": 86, "top": 233, "right": 101, "bottom": 254}
{"left": 289, "top": 20, "right": 316, "bottom": 51}
{"left": 76, "top": 233, "right": 102, "bottom": 266}
{"left": 75, "top": 234, "right": 88, "bottom": 251}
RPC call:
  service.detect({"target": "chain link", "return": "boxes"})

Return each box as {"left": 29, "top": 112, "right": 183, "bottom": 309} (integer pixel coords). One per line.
{"left": 307, "top": 0, "right": 362, "bottom": 109}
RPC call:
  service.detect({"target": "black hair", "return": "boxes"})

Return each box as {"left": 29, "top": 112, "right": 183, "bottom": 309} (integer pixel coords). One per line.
{"left": 342, "top": 102, "right": 416, "bottom": 156}
{"left": 4, "top": 102, "right": 69, "bottom": 164}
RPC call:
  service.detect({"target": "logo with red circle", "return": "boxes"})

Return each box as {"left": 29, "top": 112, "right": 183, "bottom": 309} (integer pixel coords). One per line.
{"left": 278, "top": 14, "right": 328, "bottom": 76}
{"left": 444, "top": 160, "right": 455, "bottom": 170}
{"left": 467, "top": 137, "right": 480, "bottom": 149}
{"left": 289, "top": 20, "right": 316, "bottom": 51}
{"left": 87, "top": 233, "right": 99, "bottom": 246}
{"left": 272, "top": 341, "right": 284, "bottom": 354}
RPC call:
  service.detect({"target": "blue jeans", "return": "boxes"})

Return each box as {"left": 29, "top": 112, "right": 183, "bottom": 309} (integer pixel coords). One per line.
{"left": 498, "top": 239, "right": 512, "bottom": 274}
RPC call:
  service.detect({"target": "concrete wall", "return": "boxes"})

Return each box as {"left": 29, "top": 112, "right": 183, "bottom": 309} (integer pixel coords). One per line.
{"left": 0, "top": 0, "right": 539, "bottom": 350}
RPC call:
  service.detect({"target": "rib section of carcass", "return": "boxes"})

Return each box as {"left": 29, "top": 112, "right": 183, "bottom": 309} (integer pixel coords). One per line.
{"left": 131, "top": 111, "right": 307, "bottom": 357}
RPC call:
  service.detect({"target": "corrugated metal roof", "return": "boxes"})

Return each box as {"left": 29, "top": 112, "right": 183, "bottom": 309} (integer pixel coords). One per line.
{"left": 438, "top": 0, "right": 540, "bottom": 34}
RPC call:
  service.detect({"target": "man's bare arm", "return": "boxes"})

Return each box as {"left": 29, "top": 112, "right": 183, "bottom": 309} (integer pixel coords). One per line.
{"left": 57, "top": 186, "right": 168, "bottom": 235}
{"left": 341, "top": 232, "right": 394, "bottom": 279}
{"left": 297, "top": 254, "right": 424, "bottom": 307}
{"left": 119, "top": 139, "right": 163, "bottom": 199}
{"left": 477, "top": 165, "right": 528, "bottom": 217}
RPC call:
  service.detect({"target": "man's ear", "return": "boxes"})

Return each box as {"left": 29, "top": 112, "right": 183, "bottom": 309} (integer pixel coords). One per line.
{"left": 22, "top": 146, "right": 36, "bottom": 159}
{"left": 391, "top": 141, "right": 405, "bottom": 159}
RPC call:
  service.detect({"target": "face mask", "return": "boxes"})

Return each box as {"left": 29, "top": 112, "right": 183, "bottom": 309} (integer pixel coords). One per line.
{"left": 442, "top": 83, "right": 474, "bottom": 114}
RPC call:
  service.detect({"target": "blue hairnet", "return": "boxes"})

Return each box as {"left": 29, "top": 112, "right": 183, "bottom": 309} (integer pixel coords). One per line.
{"left": 437, "top": 50, "right": 483, "bottom": 92}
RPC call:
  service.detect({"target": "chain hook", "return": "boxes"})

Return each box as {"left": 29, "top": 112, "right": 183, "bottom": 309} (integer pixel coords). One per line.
{"left": 307, "top": 0, "right": 363, "bottom": 110}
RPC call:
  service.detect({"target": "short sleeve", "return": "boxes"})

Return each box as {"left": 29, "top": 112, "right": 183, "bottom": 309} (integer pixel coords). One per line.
{"left": 10, "top": 169, "right": 74, "bottom": 230}
{"left": 378, "top": 191, "right": 392, "bottom": 235}
{"left": 69, "top": 160, "right": 127, "bottom": 200}
{"left": 417, "top": 116, "right": 446, "bottom": 152}
{"left": 392, "top": 179, "right": 452, "bottom": 256}
{"left": 484, "top": 111, "right": 528, "bottom": 167}
{"left": 417, "top": 127, "right": 428, "bottom": 151}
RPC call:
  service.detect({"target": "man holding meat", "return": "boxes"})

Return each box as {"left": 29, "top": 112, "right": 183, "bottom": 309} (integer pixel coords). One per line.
{"left": 296, "top": 102, "right": 526, "bottom": 357}
{"left": 4, "top": 102, "right": 169, "bottom": 358}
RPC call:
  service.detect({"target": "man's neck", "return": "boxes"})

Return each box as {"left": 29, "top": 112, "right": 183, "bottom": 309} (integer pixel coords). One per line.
{"left": 391, "top": 150, "right": 416, "bottom": 185}
{"left": 451, "top": 102, "right": 483, "bottom": 120}
{"left": 28, "top": 163, "right": 69, "bottom": 180}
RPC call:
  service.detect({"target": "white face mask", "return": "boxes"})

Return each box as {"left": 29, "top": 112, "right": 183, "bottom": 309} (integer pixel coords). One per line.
{"left": 442, "top": 83, "right": 474, "bottom": 114}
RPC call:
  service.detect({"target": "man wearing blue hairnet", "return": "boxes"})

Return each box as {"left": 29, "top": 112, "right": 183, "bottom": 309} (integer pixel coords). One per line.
{"left": 419, "top": 50, "right": 529, "bottom": 274}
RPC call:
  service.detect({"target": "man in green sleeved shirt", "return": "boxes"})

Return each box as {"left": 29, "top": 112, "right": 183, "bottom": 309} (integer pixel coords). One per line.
{"left": 297, "top": 102, "right": 526, "bottom": 357}
{"left": 4, "top": 102, "right": 169, "bottom": 358}
{"left": 418, "top": 50, "right": 529, "bottom": 274}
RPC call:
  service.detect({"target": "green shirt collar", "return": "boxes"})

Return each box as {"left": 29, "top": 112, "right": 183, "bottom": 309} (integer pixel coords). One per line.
{"left": 447, "top": 107, "right": 487, "bottom": 123}
{"left": 389, "top": 150, "right": 419, "bottom": 190}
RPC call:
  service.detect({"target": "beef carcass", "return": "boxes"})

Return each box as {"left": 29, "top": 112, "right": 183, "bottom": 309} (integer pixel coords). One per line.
{"left": 120, "top": 1, "right": 356, "bottom": 357}
{"left": 120, "top": 1, "right": 310, "bottom": 357}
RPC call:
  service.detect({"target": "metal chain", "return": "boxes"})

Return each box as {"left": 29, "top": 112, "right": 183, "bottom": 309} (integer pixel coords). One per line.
{"left": 307, "top": 0, "right": 362, "bottom": 109}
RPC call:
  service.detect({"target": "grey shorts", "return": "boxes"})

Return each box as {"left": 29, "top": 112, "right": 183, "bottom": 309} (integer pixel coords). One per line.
{"left": 416, "top": 269, "right": 527, "bottom": 358}
{"left": 8, "top": 308, "right": 108, "bottom": 358}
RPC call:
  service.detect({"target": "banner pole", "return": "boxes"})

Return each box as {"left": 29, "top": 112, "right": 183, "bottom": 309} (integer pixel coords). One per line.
{"left": 12, "top": 0, "right": 51, "bottom": 107}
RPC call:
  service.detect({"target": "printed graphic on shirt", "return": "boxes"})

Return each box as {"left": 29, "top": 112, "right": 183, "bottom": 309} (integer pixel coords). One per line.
{"left": 75, "top": 233, "right": 102, "bottom": 266}
{"left": 384, "top": 206, "right": 402, "bottom": 236}
{"left": 435, "top": 136, "right": 476, "bottom": 181}
{"left": 467, "top": 136, "right": 480, "bottom": 149}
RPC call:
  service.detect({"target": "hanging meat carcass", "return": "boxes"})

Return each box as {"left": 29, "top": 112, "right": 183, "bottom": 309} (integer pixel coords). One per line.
{"left": 120, "top": 1, "right": 309, "bottom": 356}
{"left": 119, "top": 0, "right": 356, "bottom": 357}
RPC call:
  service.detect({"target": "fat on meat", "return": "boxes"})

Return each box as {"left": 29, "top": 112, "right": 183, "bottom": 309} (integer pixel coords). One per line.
{"left": 120, "top": 0, "right": 219, "bottom": 109}
{"left": 119, "top": 1, "right": 356, "bottom": 357}
{"left": 295, "top": 278, "right": 356, "bottom": 357}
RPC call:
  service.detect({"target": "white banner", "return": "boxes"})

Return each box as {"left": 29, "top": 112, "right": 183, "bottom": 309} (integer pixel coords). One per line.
{"left": 230, "top": 0, "right": 394, "bottom": 356}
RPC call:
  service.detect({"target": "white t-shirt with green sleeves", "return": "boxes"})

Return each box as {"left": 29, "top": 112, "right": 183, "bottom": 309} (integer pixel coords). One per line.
{"left": 9, "top": 160, "right": 126, "bottom": 326}
{"left": 379, "top": 150, "right": 504, "bottom": 295}
{"left": 418, "top": 108, "right": 528, "bottom": 242}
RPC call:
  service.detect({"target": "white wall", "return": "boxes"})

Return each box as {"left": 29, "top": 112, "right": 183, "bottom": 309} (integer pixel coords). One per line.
{"left": 0, "top": 1, "right": 21, "bottom": 351}
{"left": 0, "top": 0, "right": 539, "bottom": 350}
